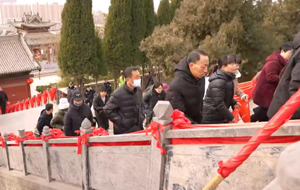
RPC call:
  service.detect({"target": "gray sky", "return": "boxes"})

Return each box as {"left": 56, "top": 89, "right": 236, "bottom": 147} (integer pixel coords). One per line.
{"left": 14, "top": 0, "right": 162, "bottom": 13}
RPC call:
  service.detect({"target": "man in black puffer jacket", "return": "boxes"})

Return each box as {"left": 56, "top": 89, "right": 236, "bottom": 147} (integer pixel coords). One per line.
{"left": 167, "top": 50, "right": 209, "bottom": 124}
{"left": 64, "top": 91, "right": 93, "bottom": 136}
{"left": 104, "top": 67, "right": 145, "bottom": 135}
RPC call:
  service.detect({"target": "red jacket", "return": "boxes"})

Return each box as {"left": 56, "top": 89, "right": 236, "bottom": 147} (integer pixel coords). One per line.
{"left": 253, "top": 52, "right": 287, "bottom": 108}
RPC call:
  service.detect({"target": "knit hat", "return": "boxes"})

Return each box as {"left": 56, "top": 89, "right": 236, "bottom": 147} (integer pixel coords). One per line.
{"left": 58, "top": 98, "right": 69, "bottom": 110}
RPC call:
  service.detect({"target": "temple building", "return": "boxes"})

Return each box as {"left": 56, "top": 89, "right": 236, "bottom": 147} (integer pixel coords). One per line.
{"left": 12, "top": 12, "right": 60, "bottom": 74}
{"left": 0, "top": 34, "right": 41, "bottom": 103}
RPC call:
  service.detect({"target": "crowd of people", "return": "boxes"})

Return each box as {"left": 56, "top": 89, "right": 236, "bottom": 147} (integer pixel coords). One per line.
{"left": 31, "top": 31, "right": 300, "bottom": 136}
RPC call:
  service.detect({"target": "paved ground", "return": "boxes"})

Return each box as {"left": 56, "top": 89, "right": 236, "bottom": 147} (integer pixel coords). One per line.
{"left": 30, "top": 75, "right": 61, "bottom": 96}
{"left": 0, "top": 101, "right": 114, "bottom": 135}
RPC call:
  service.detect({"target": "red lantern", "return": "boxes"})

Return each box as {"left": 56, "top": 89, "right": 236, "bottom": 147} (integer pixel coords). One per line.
{"left": 27, "top": 78, "right": 34, "bottom": 84}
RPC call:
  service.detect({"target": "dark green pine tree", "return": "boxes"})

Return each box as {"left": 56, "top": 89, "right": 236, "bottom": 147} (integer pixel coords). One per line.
{"left": 104, "top": 0, "right": 133, "bottom": 82}
{"left": 58, "top": 0, "right": 95, "bottom": 92}
{"left": 80, "top": 0, "right": 96, "bottom": 89}
{"left": 131, "top": 0, "right": 146, "bottom": 66}
{"left": 95, "top": 34, "right": 107, "bottom": 77}
{"left": 157, "top": 0, "right": 171, "bottom": 25}
{"left": 59, "top": 0, "right": 82, "bottom": 82}
{"left": 144, "top": 0, "right": 156, "bottom": 36}
{"left": 170, "top": 0, "right": 182, "bottom": 21}
{"left": 91, "top": 33, "right": 107, "bottom": 91}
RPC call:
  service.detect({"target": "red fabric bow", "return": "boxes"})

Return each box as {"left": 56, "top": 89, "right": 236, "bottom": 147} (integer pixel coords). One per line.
{"left": 15, "top": 137, "right": 25, "bottom": 145}
{"left": 77, "top": 133, "right": 92, "bottom": 154}
{"left": 24, "top": 99, "right": 30, "bottom": 109}
{"left": 50, "top": 129, "right": 65, "bottom": 138}
{"left": 146, "top": 122, "right": 169, "bottom": 155}
{"left": 25, "top": 131, "right": 36, "bottom": 140}
{"left": 0, "top": 137, "right": 5, "bottom": 148}
{"left": 30, "top": 97, "right": 36, "bottom": 108}
{"left": 171, "top": 109, "right": 192, "bottom": 129}
{"left": 92, "top": 127, "right": 109, "bottom": 136}
{"left": 41, "top": 135, "right": 52, "bottom": 142}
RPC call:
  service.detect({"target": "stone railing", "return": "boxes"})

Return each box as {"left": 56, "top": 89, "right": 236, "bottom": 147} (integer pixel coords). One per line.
{"left": 0, "top": 102, "right": 300, "bottom": 190}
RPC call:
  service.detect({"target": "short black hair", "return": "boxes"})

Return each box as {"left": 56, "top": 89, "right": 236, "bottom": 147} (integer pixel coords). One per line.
{"left": 100, "top": 86, "right": 107, "bottom": 92}
{"left": 218, "top": 54, "right": 238, "bottom": 68}
{"left": 280, "top": 43, "right": 292, "bottom": 52}
{"left": 187, "top": 50, "right": 208, "bottom": 64}
{"left": 153, "top": 82, "right": 162, "bottom": 89}
{"left": 124, "top": 67, "right": 139, "bottom": 78}
{"left": 86, "top": 86, "right": 91, "bottom": 88}
{"left": 45, "top": 103, "right": 53, "bottom": 111}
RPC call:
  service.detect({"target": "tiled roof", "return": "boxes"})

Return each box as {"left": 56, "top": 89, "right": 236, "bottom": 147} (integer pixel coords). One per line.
{"left": 0, "top": 35, "right": 41, "bottom": 75}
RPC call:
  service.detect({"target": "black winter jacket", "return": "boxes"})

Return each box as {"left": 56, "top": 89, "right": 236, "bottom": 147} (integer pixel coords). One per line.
{"left": 104, "top": 84, "right": 144, "bottom": 135}
{"left": 93, "top": 95, "right": 108, "bottom": 118}
{"left": 167, "top": 57, "right": 205, "bottom": 124}
{"left": 203, "top": 69, "right": 237, "bottom": 123}
{"left": 67, "top": 86, "right": 76, "bottom": 103}
{"left": 64, "top": 102, "right": 93, "bottom": 136}
{"left": 104, "top": 82, "right": 112, "bottom": 94}
{"left": 37, "top": 109, "right": 53, "bottom": 135}
{"left": 0, "top": 91, "right": 8, "bottom": 106}
{"left": 144, "top": 86, "right": 167, "bottom": 125}
{"left": 85, "top": 89, "right": 95, "bottom": 101}
{"left": 268, "top": 32, "right": 300, "bottom": 119}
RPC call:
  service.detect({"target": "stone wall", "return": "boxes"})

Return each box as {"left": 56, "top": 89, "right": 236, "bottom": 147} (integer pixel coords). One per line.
{"left": 0, "top": 121, "right": 299, "bottom": 190}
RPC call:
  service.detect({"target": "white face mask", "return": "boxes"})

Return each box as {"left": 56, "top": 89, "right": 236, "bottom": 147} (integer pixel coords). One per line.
{"left": 133, "top": 79, "right": 141, "bottom": 88}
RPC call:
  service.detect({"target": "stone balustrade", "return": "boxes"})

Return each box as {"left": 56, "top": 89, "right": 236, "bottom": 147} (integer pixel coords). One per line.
{"left": 0, "top": 101, "right": 299, "bottom": 190}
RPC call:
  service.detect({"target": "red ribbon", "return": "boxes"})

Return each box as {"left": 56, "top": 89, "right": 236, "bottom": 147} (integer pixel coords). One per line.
{"left": 15, "top": 137, "right": 25, "bottom": 145}
{"left": 41, "top": 135, "right": 52, "bottom": 142}
{"left": 77, "top": 133, "right": 92, "bottom": 155}
{"left": 146, "top": 122, "right": 170, "bottom": 155}
{"left": 0, "top": 137, "right": 5, "bottom": 148}
{"left": 171, "top": 110, "right": 192, "bottom": 128}
{"left": 218, "top": 88, "right": 300, "bottom": 178}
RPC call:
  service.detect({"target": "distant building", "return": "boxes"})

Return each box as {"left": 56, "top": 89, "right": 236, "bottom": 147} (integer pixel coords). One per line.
{"left": 12, "top": 12, "right": 60, "bottom": 74}
{"left": 1, "top": 3, "right": 107, "bottom": 31}
{"left": 0, "top": 34, "right": 40, "bottom": 103}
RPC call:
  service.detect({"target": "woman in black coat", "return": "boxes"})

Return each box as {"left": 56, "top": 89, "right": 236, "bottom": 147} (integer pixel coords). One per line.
{"left": 93, "top": 87, "right": 109, "bottom": 130}
{"left": 144, "top": 82, "right": 167, "bottom": 126}
{"left": 202, "top": 55, "right": 241, "bottom": 124}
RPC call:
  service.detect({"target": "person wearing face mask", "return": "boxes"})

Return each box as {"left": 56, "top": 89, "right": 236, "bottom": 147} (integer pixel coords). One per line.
{"left": 167, "top": 50, "right": 209, "bottom": 124}
{"left": 202, "top": 55, "right": 241, "bottom": 124}
{"left": 64, "top": 91, "right": 93, "bottom": 136}
{"left": 252, "top": 43, "right": 293, "bottom": 122}
{"left": 104, "top": 67, "right": 144, "bottom": 134}
{"left": 144, "top": 82, "right": 167, "bottom": 126}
